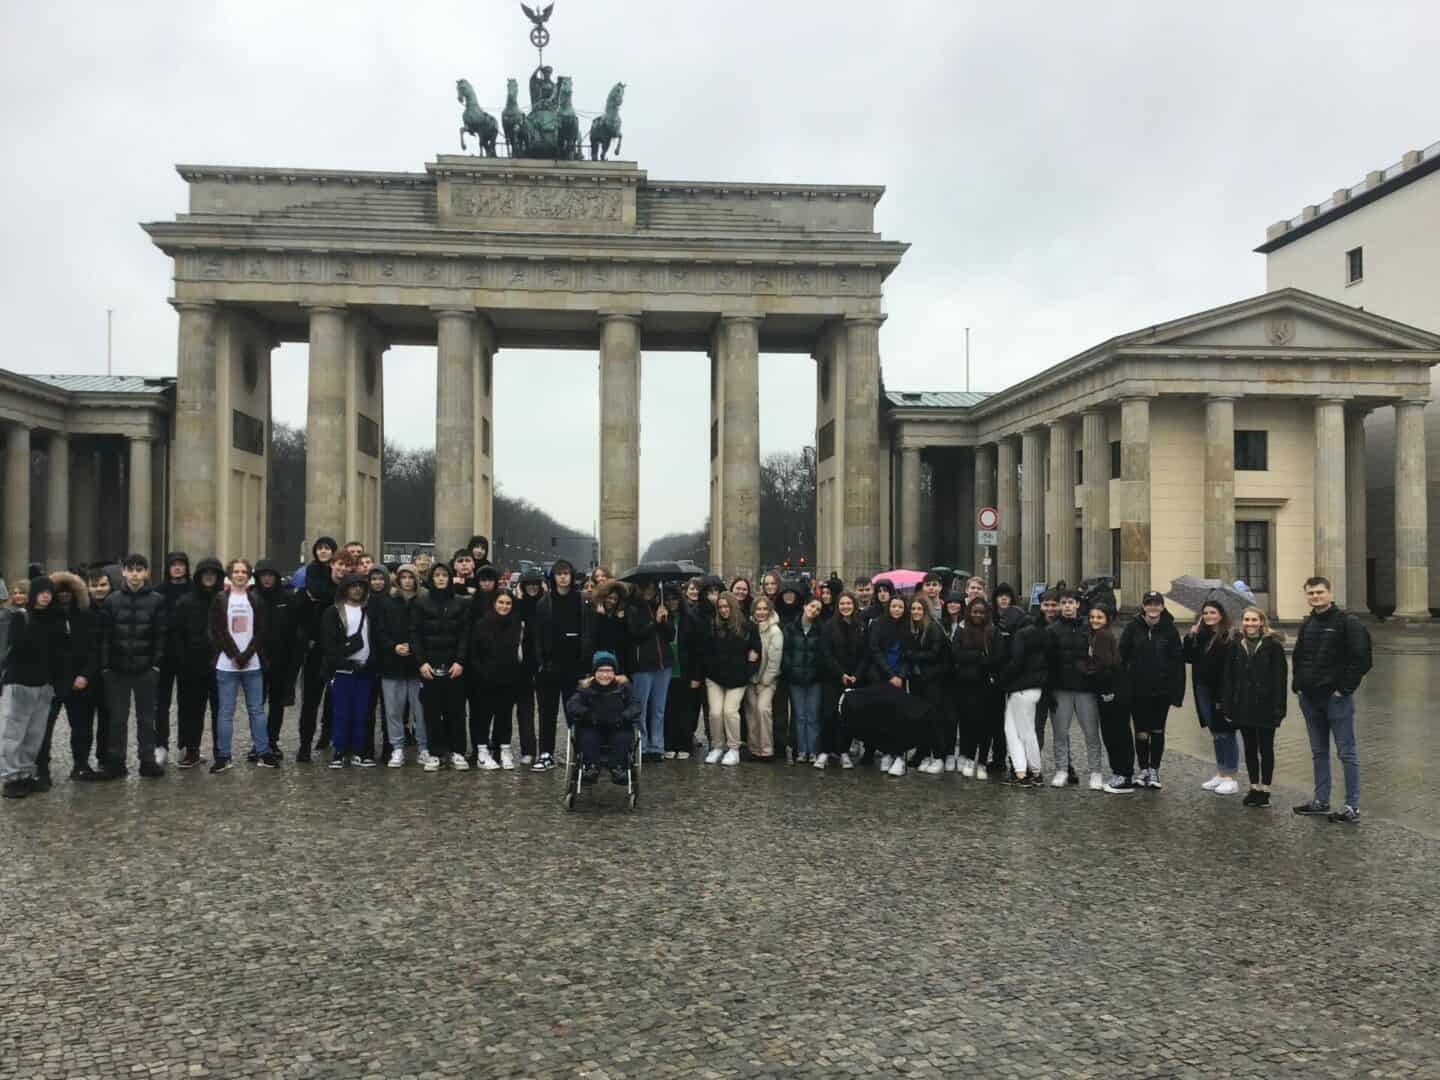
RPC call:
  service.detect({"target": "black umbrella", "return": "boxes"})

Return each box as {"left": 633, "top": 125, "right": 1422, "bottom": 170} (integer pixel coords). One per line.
{"left": 618, "top": 560, "right": 705, "bottom": 584}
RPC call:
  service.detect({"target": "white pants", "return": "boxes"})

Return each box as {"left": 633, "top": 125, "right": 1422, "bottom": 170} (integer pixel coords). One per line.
{"left": 1004, "top": 688, "right": 1043, "bottom": 775}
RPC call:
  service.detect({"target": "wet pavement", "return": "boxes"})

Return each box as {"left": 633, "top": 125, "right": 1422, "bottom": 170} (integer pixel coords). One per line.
{"left": 3, "top": 656, "right": 1439, "bottom": 1079}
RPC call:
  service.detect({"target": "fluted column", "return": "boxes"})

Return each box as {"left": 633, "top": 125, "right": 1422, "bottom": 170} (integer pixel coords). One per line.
{"left": 899, "top": 444, "right": 923, "bottom": 568}
{"left": 303, "top": 305, "right": 349, "bottom": 547}
{"left": 3, "top": 424, "right": 31, "bottom": 581}
{"left": 1081, "top": 410, "right": 1109, "bottom": 579}
{"left": 1345, "top": 408, "right": 1369, "bottom": 612}
{"left": 1020, "top": 428, "right": 1046, "bottom": 589}
{"left": 1394, "top": 399, "right": 1429, "bottom": 619}
{"left": 1119, "top": 397, "right": 1152, "bottom": 600}
{"left": 128, "top": 436, "right": 154, "bottom": 566}
{"left": 599, "top": 311, "right": 642, "bottom": 573}
{"left": 842, "top": 316, "right": 883, "bottom": 580}
{"left": 45, "top": 433, "right": 69, "bottom": 570}
{"left": 1313, "top": 399, "right": 1347, "bottom": 605}
{"left": 433, "top": 306, "right": 477, "bottom": 558}
{"left": 170, "top": 300, "right": 218, "bottom": 556}
{"left": 1204, "top": 397, "right": 1235, "bottom": 583}
{"left": 1048, "top": 418, "right": 1076, "bottom": 586}
{"left": 996, "top": 436, "right": 1020, "bottom": 588}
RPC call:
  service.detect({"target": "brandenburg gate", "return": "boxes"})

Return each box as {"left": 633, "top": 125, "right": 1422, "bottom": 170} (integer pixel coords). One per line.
{"left": 143, "top": 156, "right": 908, "bottom": 576}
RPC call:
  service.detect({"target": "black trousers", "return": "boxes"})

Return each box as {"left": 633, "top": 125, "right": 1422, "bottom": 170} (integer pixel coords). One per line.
{"left": 665, "top": 676, "right": 698, "bottom": 752}
{"left": 535, "top": 680, "right": 573, "bottom": 758}
{"left": 937, "top": 679, "right": 961, "bottom": 759}
{"left": 176, "top": 670, "right": 219, "bottom": 755}
{"left": 1098, "top": 694, "right": 1134, "bottom": 779}
{"left": 153, "top": 665, "right": 179, "bottom": 750}
{"left": 420, "top": 675, "right": 467, "bottom": 758}
{"left": 910, "top": 679, "right": 945, "bottom": 757}
{"left": 958, "top": 683, "right": 1003, "bottom": 763}
{"left": 470, "top": 682, "right": 517, "bottom": 755}
{"left": 513, "top": 673, "right": 543, "bottom": 758}
{"left": 38, "top": 686, "right": 96, "bottom": 776}
{"left": 298, "top": 644, "right": 333, "bottom": 751}
{"left": 819, "top": 678, "right": 850, "bottom": 756}
{"left": 1240, "top": 725, "right": 1276, "bottom": 785}
{"left": 1034, "top": 691, "right": 1050, "bottom": 753}
{"left": 263, "top": 661, "right": 294, "bottom": 750}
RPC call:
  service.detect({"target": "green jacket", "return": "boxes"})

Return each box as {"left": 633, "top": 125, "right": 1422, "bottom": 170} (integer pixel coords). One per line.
{"left": 781, "top": 618, "right": 825, "bottom": 687}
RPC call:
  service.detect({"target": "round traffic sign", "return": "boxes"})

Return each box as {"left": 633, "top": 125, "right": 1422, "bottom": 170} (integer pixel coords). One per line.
{"left": 977, "top": 506, "right": 999, "bottom": 530}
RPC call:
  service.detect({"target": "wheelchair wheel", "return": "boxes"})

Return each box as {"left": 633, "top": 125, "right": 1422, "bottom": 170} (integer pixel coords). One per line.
{"left": 628, "top": 790, "right": 638, "bottom": 810}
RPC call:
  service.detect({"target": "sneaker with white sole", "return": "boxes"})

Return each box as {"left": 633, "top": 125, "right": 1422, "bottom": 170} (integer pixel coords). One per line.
{"left": 154, "top": 747, "right": 168, "bottom": 767}
{"left": 519, "top": 754, "right": 534, "bottom": 766}
{"left": 1102, "top": 775, "right": 1137, "bottom": 794}
{"left": 887, "top": 756, "right": 907, "bottom": 778}
{"left": 880, "top": 754, "right": 895, "bottom": 772}
{"left": 500, "top": 747, "right": 515, "bottom": 771}
{"left": 1215, "top": 777, "right": 1239, "bottom": 795}
{"left": 421, "top": 754, "right": 441, "bottom": 773}
{"left": 476, "top": 748, "right": 500, "bottom": 771}
{"left": 813, "top": 753, "right": 828, "bottom": 769}
{"left": 840, "top": 753, "right": 855, "bottom": 769}
{"left": 1146, "top": 769, "right": 1163, "bottom": 790}
{"left": 388, "top": 749, "right": 405, "bottom": 768}
{"left": 975, "top": 764, "right": 988, "bottom": 781}
{"left": 663, "top": 751, "right": 677, "bottom": 760}
{"left": 1089, "top": 771, "right": 1103, "bottom": 791}
{"left": 943, "top": 755, "right": 957, "bottom": 772}
{"left": 960, "top": 759, "right": 976, "bottom": 779}
{"left": 532, "top": 753, "right": 555, "bottom": 772}
{"left": 917, "top": 756, "right": 934, "bottom": 773}
{"left": 704, "top": 748, "right": 724, "bottom": 764}
{"left": 1051, "top": 770, "right": 1068, "bottom": 788}
{"left": 721, "top": 748, "right": 740, "bottom": 766}
{"left": 1201, "top": 775, "right": 1223, "bottom": 791}
{"left": 927, "top": 758, "right": 946, "bottom": 774}
{"left": 450, "top": 752, "right": 471, "bottom": 771}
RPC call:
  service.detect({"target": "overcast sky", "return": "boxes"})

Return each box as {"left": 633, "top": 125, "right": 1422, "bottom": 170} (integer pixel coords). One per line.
{"left": 3, "top": 1, "right": 1437, "bottom": 546}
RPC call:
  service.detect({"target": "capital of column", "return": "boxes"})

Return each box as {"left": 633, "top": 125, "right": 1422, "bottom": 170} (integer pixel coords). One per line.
{"left": 598, "top": 309, "right": 643, "bottom": 325}
{"left": 718, "top": 311, "right": 762, "bottom": 325}
{"left": 1205, "top": 395, "right": 1236, "bottom": 404}
{"left": 430, "top": 304, "right": 476, "bottom": 322}
{"left": 842, "top": 313, "right": 886, "bottom": 328}
{"left": 169, "top": 298, "right": 216, "bottom": 315}
{"left": 1314, "top": 397, "right": 1347, "bottom": 408}
{"left": 1398, "top": 398, "right": 1430, "bottom": 410}
{"left": 1116, "top": 394, "right": 1154, "bottom": 404}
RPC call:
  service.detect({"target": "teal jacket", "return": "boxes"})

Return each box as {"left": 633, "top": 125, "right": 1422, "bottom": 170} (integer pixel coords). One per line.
{"left": 781, "top": 618, "right": 825, "bottom": 687}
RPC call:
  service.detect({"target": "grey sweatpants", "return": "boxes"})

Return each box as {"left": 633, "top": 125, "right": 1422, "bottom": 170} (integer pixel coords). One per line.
{"left": 1, "top": 683, "right": 56, "bottom": 781}
{"left": 382, "top": 677, "right": 427, "bottom": 752}
{"left": 1051, "top": 689, "right": 1102, "bottom": 773}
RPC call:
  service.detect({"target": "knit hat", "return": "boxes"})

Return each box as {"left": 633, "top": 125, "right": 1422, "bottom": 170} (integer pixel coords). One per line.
{"left": 591, "top": 650, "right": 618, "bottom": 674}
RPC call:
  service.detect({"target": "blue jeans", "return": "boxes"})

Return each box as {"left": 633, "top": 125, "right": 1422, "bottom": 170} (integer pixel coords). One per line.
{"left": 1300, "top": 691, "right": 1359, "bottom": 808}
{"left": 1194, "top": 684, "right": 1238, "bottom": 772}
{"left": 789, "top": 682, "right": 822, "bottom": 755}
{"left": 215, "top": 668, "right": 268, "bottom": 759}
{"left": 630, "top": 670, "right": 669, "bottom": 753}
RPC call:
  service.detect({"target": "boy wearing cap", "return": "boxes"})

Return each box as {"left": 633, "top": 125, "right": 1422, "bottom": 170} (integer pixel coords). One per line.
{"left": 1118, "top": 590, "right": 1185, "bottom": 789}
{"left": 565, "top": 651, "right": 641, "bottom": 785}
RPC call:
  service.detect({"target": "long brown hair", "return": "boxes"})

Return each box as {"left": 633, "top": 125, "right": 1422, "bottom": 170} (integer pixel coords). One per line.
{"left": 713, "top": 590, "right": 745, "bottom": 637}
{"left": 1088, "top": 606, "right": 1121, "bottom": 667}
{"left": 1200, "top": 599, "right": 1231, "bottom": 651}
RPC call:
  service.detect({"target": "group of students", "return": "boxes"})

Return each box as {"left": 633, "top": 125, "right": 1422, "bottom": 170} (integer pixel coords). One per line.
{"left": 0, "top": 540, "right": 1373, "bottom": 824}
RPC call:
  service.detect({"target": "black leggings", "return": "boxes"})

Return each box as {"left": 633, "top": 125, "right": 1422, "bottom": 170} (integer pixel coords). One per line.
{"left": 1098, "top": 695, "right": 1134, "bottom": 779}
{"left": 1240, "top": 725, "right": 1276, "bottom": 785}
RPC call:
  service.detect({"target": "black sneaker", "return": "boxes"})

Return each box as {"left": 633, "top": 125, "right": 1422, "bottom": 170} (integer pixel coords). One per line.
{"left": 295, "top": 748, "right": 313, "bottom": 763}
{"left": 177, "top": 749, "right": 201, "bottom": 770}
{"left": 139, "top": 762, "right": 164, "bottom": 779}
{"left": 1102, "top": 776, "right": 1138, "bottom": 794}
{"left": 1242, "top": 789, "right": 1261, "bottom": 806}
{"left": 1067, "top": 767, "right": 1079, "bottom": 786}
{"left": 1001, "top": 771, "right": 1023, "bottom": 786}
{"left": 610, "top": 767, "right": 629, "bottom": 785}
{"left": 258, "top": 751, "right": 281, "bottom": 769}
{"left": 1, "top": 779, "right": 27, "bottom": 799}
{"left": 245, "top": 750, "right": 260, "bottom": 764}
{"left": 532, "top": 752, "right": 555, "bottom": 772}
{"left": 355, "top": 756, "right": 377, "bottom": 768}
{"left": 1293, "top": 800, "right": 1331, "bottom": 816}
{"left": 1254, "top": 791, "right": 1271, "bottom": 808}
{"left": 31, "top": 774, "right": 53, "bottom": 793}
{"left": 209, "top": 757, "right": 233, "bottom": 774}
{"left": 1328, "top": 805, "right": 1361, "bottom": 825}
{"left": 70, "top": 765, "right": 101, "bottom": 782}
{"left": 328, "top": 755, "right": 346, "bottom": 770}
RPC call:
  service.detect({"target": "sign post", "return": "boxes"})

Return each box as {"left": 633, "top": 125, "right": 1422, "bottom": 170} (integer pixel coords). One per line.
{"left": 977, "top": 506, "right": 1000, "bottom": 592}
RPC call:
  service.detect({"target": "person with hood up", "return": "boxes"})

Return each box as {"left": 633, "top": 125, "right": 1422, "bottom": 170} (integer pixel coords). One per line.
{"left": 532, "top": 559, "right": 587, "bottom": 772}
{"left": 410, "top": 562, "right": 471, "bottom": 771}
{"left": 1118, "top": 591, "right": 1185, "bottom": 790}
{"left": 661, "top": 582, "right": 692, "bottom": 758}
{"left": 319, "top": 572, "right": 379, "bottom": 768}
{"left": 584, "top": 580, "right": 632, "bottom": 677}
{"left": 1, "top": 577, "right": 67, "bottom": 798}
{"left": 468, "top": 534, "right": 492, "bottom": 569}
{"left": 355, "top": 566, "right": 392, "bottom": 765}
{"left": 700, "top": 590, "right": 761, "bottom": 766}
{"left": 170, "top": 557, "right": 225, "bottom": 769}
{"left": 253, "top": 559, "right": 301, "bottom": 759}
{"left": 98, "top": 554, "right": 169, "bottom": 778}
{"left": 375, "top": 563, "right": 429, "bottom": 768}
{"left": 744, "top": 595, "right": 785, "bottom": 761}
{"left": 35, "top": 572, "right": 103, "bottom": 784}
{"left": 152, "top": 551, "right": 191, "bottom": 766}
{"left": 468, "top": 587, "right": 528, "bottom": 770}
{"left": 998, "top": 603, "right": 1048, "bottom": 786}
{"left": 626, "top": 579, "right": 674, "bottom": 763}
{"left": 297, "top": 537, "right": 339, "bottom": 761}
{"left": 864, "top": 594, "right": 915, "bottom": 775}
{"left": 208, "top": 559, "right": 275, "bottom": 772}
{"left": 511, "top": 569, "right": 545, "bottom": 766}
{"left": 565, "top": 650, "right": 641, "bottom": 785}
{"left": 771, "top": 579, "right": 808, "bottom": 760}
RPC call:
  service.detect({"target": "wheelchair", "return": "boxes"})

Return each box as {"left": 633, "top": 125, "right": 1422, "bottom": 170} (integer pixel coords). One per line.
{"left": 561, "top": 721, "right": 642, "bottom": 811}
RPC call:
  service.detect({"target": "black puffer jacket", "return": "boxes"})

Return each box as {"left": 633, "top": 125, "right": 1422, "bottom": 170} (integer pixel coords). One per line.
{"left": 902, "top": 620, "right": 949, "bottom": 685}
{"left": 535, "top": 585, "right": 589, "bottom": 685}
{"left": 50, "top": 573, "right": 99, "bottom": 690}
{"left": 699, "top": 621, "right": 761, "bottom": 689}
{"left": 585, "top": 610, "right": 632, "bottom": 677}
{"left": 820, "top": 613, "right": 868, "bottom": 685}
{"left": 1, "top": 579, "right": 66, "bottom": 689}
{"left": 469, "top": 608, "right": 527, "bottom": 687}
{"left": 1290, "top": 603, "right": 1372, "bottom": 696}
{"left": 998, "top": 607, "right": 1049, "bottom": 693}
{"left": 1047, "top": 616, "right": 1092, "bottom": 692}
{"left": 101, "top": 583, "right": 169, "bottom": 674}
{"left": 170, "top": 558, "right": 226, "bottom": 673}
{"left": 1222, "top": 635, "right": 1288, "bottom": 729}
{"left": 375, "top": 590, "right": 423, "bottom": 678}
{"left": 678, "top": 598, "right": 714, "bottom": 684}
{"left": 867, "top": 615, "right": 908, "bottom": 682}
{"left": 950, "top": 619, "right": 1003, "bottom": 688}
{"left": 409, "top": 569, "right": 470, "bottom": 671}
{"left": 627, "top": 596, "right": 675, "bottom": 674}
{"left": 254, "top": 559, "right": 302, "bottom": 665}
{"left": 1119, "top": 609, "right": 1184, "bottom": 705}
{"left": 300, "top": 538, "right": 339, "bottom": 643}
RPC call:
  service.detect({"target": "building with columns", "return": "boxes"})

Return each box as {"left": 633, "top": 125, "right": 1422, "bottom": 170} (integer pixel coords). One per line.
{"left": 0, "top": 372, "right": 173, "bottom": 582}
{"left": 883, "top": 290, "right": 1440, "bottom": 621}
{"left": 1259, "top": 138, "right": 1440, "bottom": 610}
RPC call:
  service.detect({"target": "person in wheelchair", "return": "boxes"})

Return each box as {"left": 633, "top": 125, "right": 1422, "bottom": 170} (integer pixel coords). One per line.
{"left": 565, "top": 651, "right": 641, "bottom": 785}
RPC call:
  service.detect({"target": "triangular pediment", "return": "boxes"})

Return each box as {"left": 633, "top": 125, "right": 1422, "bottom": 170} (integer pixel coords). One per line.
{"left": 1117, "top": 289, "right": 1440, "bottom": 352}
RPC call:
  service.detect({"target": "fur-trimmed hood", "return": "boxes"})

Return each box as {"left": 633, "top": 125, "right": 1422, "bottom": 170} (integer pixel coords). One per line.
{"left": 50, "top": 571, "right": 91, "bottom": 610}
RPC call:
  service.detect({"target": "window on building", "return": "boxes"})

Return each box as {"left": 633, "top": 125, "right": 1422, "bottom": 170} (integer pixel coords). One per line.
{"left": 1346, "top": 246, "right": 1364, "bottom": 284}
{"left": 1234, "top": 430, "right": 1268, "bottom": 471}
{"left": 1110, "top": 528, "right": 1121, "bottom": 586}
{"left": 232, "top": 410, "right": 265, "bottom": 456}
{"left": 817, "top": 420, "right": 835, "bottom": 462}
{"left": 1236, "top": 521, "right": 1269, "bottom": 592}
{"left": 1109, "top": 440, "right": 1121, "bottom": 479}
{"left": 356, "top": 414, "right": 380, "bottom": 459}
{"left": 481, "top": 417, "right": 491, "bottom": 458}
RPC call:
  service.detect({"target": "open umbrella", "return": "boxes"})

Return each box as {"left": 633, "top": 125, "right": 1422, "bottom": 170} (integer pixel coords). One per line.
{"left": 618, "top": 560, "right": 705, "bottom": 584}
{"left": 1165, "top": 575, "right": 1257, "bottom": 621}
{"left": 873, "top": 569, "right": 927, "bottom": 591}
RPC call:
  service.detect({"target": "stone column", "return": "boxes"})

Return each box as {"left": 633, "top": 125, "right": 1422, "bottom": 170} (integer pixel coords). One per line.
{"left": 69, "top": 438, "right": 96, "bottom": 567}
{"left": 1080, "top": 409, "right": 1109, "bottom": 579}
{"left": 715, "top": 314, "right": 761, "bottom": 579}
{"left": 1119, "top": 397, "right": 1152, "bottom": 600}
{"left": 129, "top": 436, "right": 154, "bottom": 566}
{"left": 3, "top": 423, "right": 31, "bottom": 581}
{"left": 1394, "top": 399, "right": 1430, "bottom": 619}
{"left": 899, "top": 444, "right": 923, "bottom": 568}
{"left": 432, "top": 306, "right": 477, "bottom": 558}
{"left": 842, "top": 316, "right": 883, "bottom": 580}
{"left": 996, "top": 436, "right": 1020, "bottom": 588}
{"left": 1048, "top": 418, "right": 1076, "bottom": 586}
{"left": 170, "top": 300, "right": 218, "bottom": 556}
{"left": 1203, "top": 397, "right": 1235, "bottom": 583}
{"left": 45, "top": 432, "right": 68, "bottom": 571}
{"left": 599, "top": 311, "right": 642, "bottom": 573}
{"left": 303, "top": 305, "right": 348, "bottom": 548}
{"left": 1313, "top": 399, "right": 1347, "bottom": 604}
{"left": 1345, "top": 408, "right": 1369, "bottom": 611}
{"left": 974, "top": 443, "right": 996, "bottom": 586}
{"left": 1020, "top": 428, "right": 1046, "bottom": 589}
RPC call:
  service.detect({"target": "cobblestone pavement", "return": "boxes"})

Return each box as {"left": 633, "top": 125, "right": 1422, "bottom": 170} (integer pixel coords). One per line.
{"left": 4, "top": 660, "right": 1439, "bottom": 1078}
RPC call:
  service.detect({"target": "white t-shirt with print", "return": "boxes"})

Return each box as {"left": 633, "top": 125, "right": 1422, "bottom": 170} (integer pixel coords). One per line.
{"left": 216, "top": 591, "right": 260, "bottom": 672}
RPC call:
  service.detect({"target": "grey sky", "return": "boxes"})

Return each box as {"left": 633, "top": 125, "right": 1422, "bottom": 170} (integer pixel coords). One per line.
{"left": 3, "top": 1, "right": 1437, "bottom": 546}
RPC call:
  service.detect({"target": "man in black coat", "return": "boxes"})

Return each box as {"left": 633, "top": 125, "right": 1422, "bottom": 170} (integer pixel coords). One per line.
{"left": 296, "top": 537, "right": 339, "bottom": 760}
{"left": 254, "top": 559, "right": 302, "bottom": 757}
{"left": 1290, "top": 576, "right": 1372, "bottom": 824}
{"left": 151, "top": 551, "right": 190, "bottom": 765}
{"left": 169, "top": 558, "right": 225, "bottom": 768}
{"left": 99, "top": 554, "right": 169, "bottom": 778}
{"left": 533, "top": 559, "right": 593, "bottom": 771}
{"left": 1118, "top": 591, "right": 1184, "bottom": 790}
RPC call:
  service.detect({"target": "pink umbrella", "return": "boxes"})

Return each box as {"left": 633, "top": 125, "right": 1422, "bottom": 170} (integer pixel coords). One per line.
{"left": 873, "top": 569, "right": 927, "bottom": 590}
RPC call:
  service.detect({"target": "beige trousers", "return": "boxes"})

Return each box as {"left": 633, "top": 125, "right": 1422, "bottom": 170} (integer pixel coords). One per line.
{"left": 705, "top": 681, "right": 746, "bottom": 751}
{"left": 743, "top": 682, "right": 775, "bottom": 757}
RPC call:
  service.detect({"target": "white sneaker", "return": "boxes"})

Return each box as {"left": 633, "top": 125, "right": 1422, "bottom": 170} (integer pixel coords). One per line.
{"left": 918, "top": 756, "right": 934, "bottom": 772}
{"left": 887, "top": 756, "right": 907, "bottom": 777}
{"left": 880, "top": 754, "right": 895, "bottom": 772}
{"left": 500, "top": 747, "right": 515, "bottom": 771}
{"left": 840, "top": 753, "right": 854, "bottom": 769}
{"left": 1215, "top": 777, "right": 1240, "bottom": 795}
{"left": 813, "top": 753, "right": 828, "bottom": 769}
{"left": 974, "top": 763, "right": 989, "bottom": 781}
{"left": 1089, "top": 771, "right": 1103, "bottom": 791}
{"left": 927, "top": 758, "right": 946, "bottom": 775}
{"left": 519, "top": 754, "right": 534, "bottom": 766}
{"left": 387, "top": 749, "right": 405, "bottom": 769}
{"left": 960, "top": 759, "right": 976, "bottom": 779}
{"left": 421, "top": 754, "right": 440, "bottom": 773}
{"left": 476, "top": 748, "right": 500, "bottom": 771}
{"left": 721, "top": 748, "right": 740, "bottom": 766}
{"left": 704, "top": 748, "right": 724, "bottom": 764}
{"left": 154, "top": 747, "right": 168, "bottom": 767}
{"left": 449, "top": 753, "right": 470, "bottom": 771}
{"left": 1051, "top": 771, "right": 1068, "bottom": 788}
{"left": 663, "top": 751, "right": 677, "bottom": 760}
{"left": 943, "top": 755, "right": 957, "bottom": 772}
{"left": 1201, "top": 775, "right": 1223, "bottom": 791}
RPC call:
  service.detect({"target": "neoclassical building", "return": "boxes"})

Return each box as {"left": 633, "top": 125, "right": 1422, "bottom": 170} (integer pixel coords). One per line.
{"left": 880, "top": 289, "right": 1439, "bottom": 621}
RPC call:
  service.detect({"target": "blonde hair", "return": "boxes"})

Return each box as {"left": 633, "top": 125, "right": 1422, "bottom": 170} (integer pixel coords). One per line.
{"left": 1239, "top": 605, "right": 1285, "bottom": 643}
